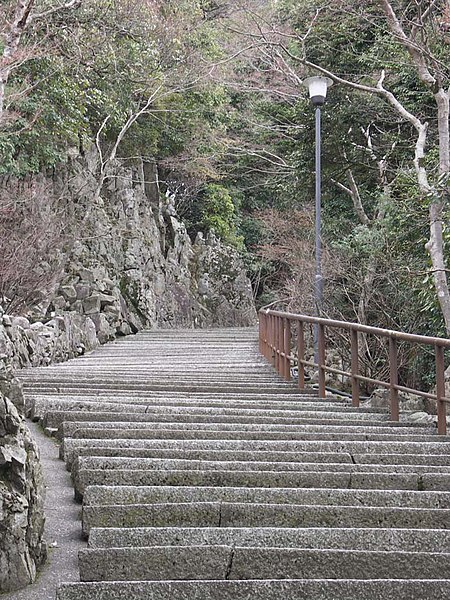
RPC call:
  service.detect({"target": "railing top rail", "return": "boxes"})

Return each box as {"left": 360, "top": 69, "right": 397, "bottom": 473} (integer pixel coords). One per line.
{"left": 261, "top": 308, "right": 450, "bottom": 348}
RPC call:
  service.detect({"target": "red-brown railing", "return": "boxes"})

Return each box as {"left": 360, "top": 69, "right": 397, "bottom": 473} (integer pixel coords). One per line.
{"left": 259, "top": 309, "right": 450, "bottom": 435}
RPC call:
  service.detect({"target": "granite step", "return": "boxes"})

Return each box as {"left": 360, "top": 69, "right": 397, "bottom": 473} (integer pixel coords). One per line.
{"left": 72, "top": 455, "right": 450, "bottom": 476}
{"left": 61, "top": 426, "right": 443, "bottom": 443}
{"left": 44, "top": 410, "right": 401, "bottom": 430}
{"left": 60, "top": 437, "right": 450, "bottom": 466}
{"left": 73, "top": 446, "right": 450, "bottom": 467}
{"left": 77, "top": 545, "right": 450, "bottom": 582}
{"left": 73, "top": 467, "right": 449, "bottom": 501}
{"left": 55, "top": 579, "right": 450, "bottom": 600}
{"left": 30, "top": 397, "right": 384, "bottom": 421}
{"left": 81, "top": 501, "right": 450, "bottom": 536}
{"left": 57, "top": 420, "right": 431, "bottom": 442}
{"left": 66, "top": 447, "right": 356, "bottom": 470}
{"left": 87, "top": 525, "right": 450, "bottom": 553}
{"left": 23, "top": 382, "right": 301, "bottom": 394}
{"left": 82, "top": 484, "right": 450, "bottom": 509}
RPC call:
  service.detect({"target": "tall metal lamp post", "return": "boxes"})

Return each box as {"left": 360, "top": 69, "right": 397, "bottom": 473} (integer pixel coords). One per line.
{"left": 302, "top": 76, "right": 333, "bottom": 362}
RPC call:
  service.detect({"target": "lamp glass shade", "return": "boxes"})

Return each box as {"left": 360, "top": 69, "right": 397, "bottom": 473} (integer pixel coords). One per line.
{"left": 303, "top": 76, "right": 333, "bottom": 106}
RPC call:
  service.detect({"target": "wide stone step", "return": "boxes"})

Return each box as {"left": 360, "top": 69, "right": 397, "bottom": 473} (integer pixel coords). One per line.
{"left": 81, "top": 501, "right": 450, "bottom": 535}
{"left": 23, "top": 382, "right": 301, "bottom": 394}
{"left": 66, "top": 447, "right": 355, "bottom": 470}
{"left": 72, "top": 455, "right": 450, "bottom": 477}
{"left": 62, "top": 426, "right": 442, "bottom": 443}
{"left": 30, "top": 397, "right": 382, "bottom": 421}
{"left": 60, "top": 437, "right": 450, "bottom": 466}
{"left": 55, "top": 579, "right": 450, "bottom": 600}
{"left": 58, "top": 420, "right": 430, "bottom": 441}
{"left": 44, "top": 410, "right": 400, "bottom": 430}
{"left": 73, "top": 467, "right": 448, "bottom": 501}
{"left": 43, "top": 410, "right": 400, "bottom": 437}
{"left": 78, "top": 545, "right": 450, "bottom": 582}
{"left": 88, "top": 525, "right": 450, "bottom": 553}
{"left": 73, "top": 447, "right": 450, "bottom": 468}
{"left": 82, "top": 484, "right": 450, "bottom": 509}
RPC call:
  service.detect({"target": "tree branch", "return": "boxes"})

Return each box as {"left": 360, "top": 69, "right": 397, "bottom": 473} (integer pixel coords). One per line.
{"left": 378, "top": 0, "right": 436, "bottom": 88}
{"left": 32, "top": 0, "right": 82, "bottom": 22}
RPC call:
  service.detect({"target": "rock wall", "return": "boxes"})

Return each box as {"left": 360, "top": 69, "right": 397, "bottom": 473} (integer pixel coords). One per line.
{"left": 38, "top": 155, "right": 256, "bottom": 336}
{"left": 0, "top": 312, "right": 99, "bottom": 371}
{"left": 0, "top": 358, "right": 46, "bottom": 592}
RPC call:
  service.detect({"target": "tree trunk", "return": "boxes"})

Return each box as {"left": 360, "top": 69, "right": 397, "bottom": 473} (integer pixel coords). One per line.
{"left": 426, "top": 88, "right": 450, "bottom": 336}
{"left": 0, "top": 0, "right": 35, "bottom": 122}
{"left": 357, "top": 254, "right": 377, "bottom": 360}
{"left": 427, "top": 200, "right": 450, "bottom": 334}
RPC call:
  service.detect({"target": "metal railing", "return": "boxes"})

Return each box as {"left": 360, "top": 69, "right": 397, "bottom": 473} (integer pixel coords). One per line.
{"left": 259, "top": 309, "right": 450, "bottom": 435}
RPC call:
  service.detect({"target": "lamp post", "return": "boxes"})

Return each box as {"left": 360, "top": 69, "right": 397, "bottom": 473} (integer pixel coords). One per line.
{"left": 302, "top": 76, "right": 333, "bottom": 363}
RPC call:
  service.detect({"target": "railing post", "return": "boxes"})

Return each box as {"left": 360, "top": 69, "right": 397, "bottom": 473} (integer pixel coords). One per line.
{"left": 298, "top": 321, "right": 305, "bottom": 389}
{"left": 351, "top": 328, "right": 360, "bottom": 408}
{"left": 389, "top": 337, "right": 399, "bottom": 421}
{"left": 284, "top": 318, "right": 291, "bottom": 381}
{"left": 436, "top": 344, "right": 447, "bottom": 436}
{"left": 280, "top": 317, "right": 285, "bottom": 378}
{"left": 261, "top": 312, "right": 267, "bottom": 359}
{"left": 269, "top": 315, "right": 275, "bottom": 366}
{"left": 278, "top": 316, "right": 284, "bottom": 377}
{"left": 318, "top": 322, "right": 326, "bottom": 398}
{"left": 259, "top": 313, "right": 262, "bottom": 354}
{"left": 274, "top": 316, "right": 280, "bottom": 372}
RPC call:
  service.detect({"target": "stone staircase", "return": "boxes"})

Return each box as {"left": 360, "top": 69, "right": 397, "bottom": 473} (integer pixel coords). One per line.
{"left": 21, "top": 328, "right": 450, "bottom": 599}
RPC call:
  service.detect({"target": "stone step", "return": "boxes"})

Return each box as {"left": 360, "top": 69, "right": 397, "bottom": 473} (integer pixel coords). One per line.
{"left": 72, "top": 456, "right": 450, "bottom": 477}
{"left": 78, "top": 545, "right": 450, "bottom": 582}
{"left": 82, "top": 484, "right": 450, "bottom": 509}
{"left": 62, "top": 426, "right": 442, "bottom": 443}
{"left": 81, "top": 501, "right": 450, "bottom": 536}
{"left": 27, "top": 377, "right": 290, "bottom": 387}
{"left": 60, "top": 437, "right": 450, "bottom": 466}
{"left": 23, "top": 382, "right": 301, "bottom": 394}
{"left": 28, "top": 393, "right": 342, "bottom": 408}
{"left": 70, "top": 446, "right": 450, "bottom": 469}
{"left": 30, "top": 397, "right": 385, "bottom": 422}
{"left": 66, "top": 447, "right": 354, "bottom": 470}
{"left": 57, "top": 420, "right": 431, "bottom": 442}
{"left": 44, "top": 410, "right": 401, "bottom": 430}
{"left": 23, "top": 367, "right": 280, "bottom": 374}
{"left": 87, "top": 525, "right": 450, "bottom": 553}
{"left": 73, "top": 467, "right": 448, "bottom": 501}
{"left": 55, "top": 579, "right": 450, "bottom": 600}
{"left": 26, "top": 391, "right": 356, "bottom": 418}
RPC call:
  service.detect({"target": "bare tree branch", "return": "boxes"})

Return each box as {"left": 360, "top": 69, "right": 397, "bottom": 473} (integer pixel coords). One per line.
{"left": 32, "top": 0, "right": 82, "bottom": 22}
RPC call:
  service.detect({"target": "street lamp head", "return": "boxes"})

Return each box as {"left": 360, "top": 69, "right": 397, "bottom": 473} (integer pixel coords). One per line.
{"left": 303, "top": 76, "right": 333, "bottom": 106}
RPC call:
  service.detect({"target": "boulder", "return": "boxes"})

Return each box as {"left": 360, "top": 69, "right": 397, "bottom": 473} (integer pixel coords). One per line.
{"left": 82, "top": 296, "right": 101, "bottom": 315}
